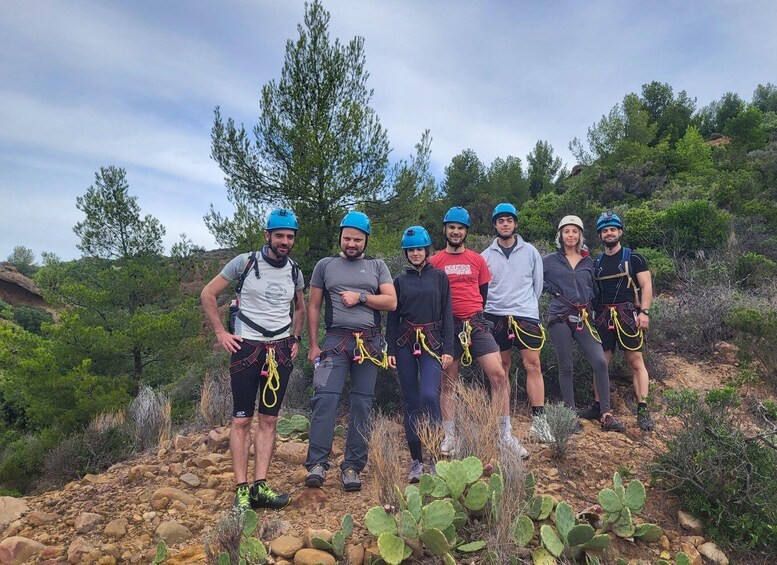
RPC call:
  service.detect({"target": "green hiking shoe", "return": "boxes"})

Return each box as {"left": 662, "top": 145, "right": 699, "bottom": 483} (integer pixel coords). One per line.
{"left": 233, "top": 484, "right": 251, "bottom": 512}
{"left": 250, "top": 481, "right": 290, "bottom": 510}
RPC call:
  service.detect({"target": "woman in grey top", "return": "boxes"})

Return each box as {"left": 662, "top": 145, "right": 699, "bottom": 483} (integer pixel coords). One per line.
{"left": 542, "top": 215, "right": 624, "bottom": 432}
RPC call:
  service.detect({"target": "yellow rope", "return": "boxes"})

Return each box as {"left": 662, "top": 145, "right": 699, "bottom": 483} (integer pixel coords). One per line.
{"left": 458, "top": 320, "right": 473, "bottom": 366}
{"left": 609, "top": 306, "right": 644, "bottom": 351}
{"left": 579, "top": 308, "right": 602, "bottom": 343}
{"left": 353, "top": 332, "right": 389, "bottom": 369}
{"left": 261, "top": 348, "right": 280, "bottom": 409}
{"left": 416, "top": 327, "right": 443, "bottom": 364}
{"left": 508, "top": 315, "right": 546, "bottom": 351}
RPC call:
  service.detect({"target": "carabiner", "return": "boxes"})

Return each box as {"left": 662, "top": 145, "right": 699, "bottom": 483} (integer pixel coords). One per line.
{"left": 413, "top": 343, "right": 422, "bottom": 357}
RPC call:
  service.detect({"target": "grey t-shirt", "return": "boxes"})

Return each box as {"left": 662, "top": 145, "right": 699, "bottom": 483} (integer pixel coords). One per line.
{"left": 220, "top": 252, "right": 304, "bottom": 341}
{"left": 310, "top": 255, "right": 392, "bottom": 330}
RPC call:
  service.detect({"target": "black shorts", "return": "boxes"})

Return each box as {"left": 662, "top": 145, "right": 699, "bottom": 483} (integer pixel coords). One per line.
{"left": 484, "top": 313, "right": 544, "bottom": 352}
{"left": 453, "top": 315, "right": 499, "bottom": 360}
{"left": 230, "top": 339, "right": 293, "bottom": 417}
{"left": 594, "top": 305, "right": 644, "bottom": 353}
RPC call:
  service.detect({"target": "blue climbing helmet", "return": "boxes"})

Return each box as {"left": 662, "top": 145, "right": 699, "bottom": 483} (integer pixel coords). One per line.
{"left": 340, "top": 211, "right": 371, "bottom": 235}
{"left": 492, "top": 203, "right": 518, "bottom": 223}
{"left": 401, "top": 226, "right": 432, "bottom": 249}
{"left": 443, "top": 206, "right": 470, "bottom": 227}
{"left": 596, "top": 210, "right": 624, "bottom": 232}
{"left": 266, "top": 208, "right": 299, "bottom": 231}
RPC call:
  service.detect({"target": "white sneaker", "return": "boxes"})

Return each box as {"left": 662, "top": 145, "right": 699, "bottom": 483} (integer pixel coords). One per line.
{"left": 529, "top": 415, "right": 555, "bottom": 444}
{"left": 441, "top": 434, "right": 455, "bottom": 456}
{"left": 500, "top": 434, "right": 530, "bottom": 459}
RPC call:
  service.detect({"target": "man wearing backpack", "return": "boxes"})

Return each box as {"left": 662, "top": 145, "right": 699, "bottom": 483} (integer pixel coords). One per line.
{"left": 304, "top": 211, "right": 397, "bottom": 492}
{"left": 580, "top": 210, "right": 655, "bottom": 431}
{"left": 201, "top": 208, "right": 305, "bottom": 511}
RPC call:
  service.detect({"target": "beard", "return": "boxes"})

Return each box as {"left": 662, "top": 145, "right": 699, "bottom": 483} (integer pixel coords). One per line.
{"left": 602, "top": 235, "right": 620, "bottom": 249}
{"left": 497, "top": 231, "right": 513, "bottom": 241}
{"left": 270, "top": 241, "right": 291, "bottom": 259}
{"left": 445, "top": 234, "right": 466, "bottom": 249}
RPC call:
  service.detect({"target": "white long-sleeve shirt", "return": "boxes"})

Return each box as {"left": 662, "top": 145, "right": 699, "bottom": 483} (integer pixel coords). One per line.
{"left": 481, "top": 236, "right": 543, "bottom": 320}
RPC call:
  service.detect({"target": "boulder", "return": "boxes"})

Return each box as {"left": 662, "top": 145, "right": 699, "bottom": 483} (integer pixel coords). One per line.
{"left": 104, "top": 517, "right": 129, "bottom": 538}
{"left": 271, "top": 535, "right": 305, "bottom": 558}
{"left": 0, "top": 536, "right": 45, "bottom": 565}
{"left": 304, "top": 528, "right": 333, "bottom": 547}
{"left": 151, "top": 487, "right": 198, "bottom": 507}
{"left": 294, "top": 548, "right": 336, "bottom": 565}
{"left": 67, "top": 537, "right": 96, "bottom": 563}
{"left": 25, "top": 510, "right": 59, "bottom": 526}
{"left": 0, "top": 497, "right": 28, "bottom": 526}
{"left": 154, "top": 521, "right": 194, "bottom": 545}
{"left": 179, "top": 472, "right": 201, "bottom": 487}
{"left": 680, "top": 542, "right": 703, "bottom": 565}
{"left": 275, "top": 442, "right": 308, "bottom": 465}
{"left": 75, "top": 512, "right": 104, "bottom": 533}
{"left": 698, "top": 542, "right": 729, "bottom": 565}
{"left": 165, "top": 545, "right": 207, "bottom": 564}
{"left": 677, "top": 510, "right": 703, "bottom": 535}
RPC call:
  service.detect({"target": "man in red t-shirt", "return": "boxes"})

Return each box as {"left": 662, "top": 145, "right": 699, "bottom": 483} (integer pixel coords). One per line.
{"left": 430, "top": 206, "right": 529, "bottom": 459}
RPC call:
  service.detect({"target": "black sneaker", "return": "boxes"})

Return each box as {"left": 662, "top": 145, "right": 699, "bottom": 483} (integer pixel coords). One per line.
{"left": 601, "top": 413, "right": 625, "bottom": 433}
{"left": 250, "top": 482, "right": 290, "bottom": 510}
{"left": 341, "top": 467, "right": 361, "bottom": 492}
{"left": 233, "top": 484, "right": 251, "bottom": 512}
{"left": 637, "top": 408, "right": 655, "bottom": 431}
{"left": 577, "top": 404, "right": 601, "bottom": 421}
{"left": 305, "top": 464, "right": 327, "bottom": 488}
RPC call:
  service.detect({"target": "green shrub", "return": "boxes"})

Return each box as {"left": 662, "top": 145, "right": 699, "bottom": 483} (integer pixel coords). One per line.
{"left": 11, "top": 305, "right": 53, "bottom": 335}
{"left": 733, "top": 252, "right": 777, "bottom": 288}
{"left": 623, "top": 204, "right": 665, "bottom": 250}
{"left": 653, "top": 387, "right": 777, "bottom": 549}
{"left": 726, "top": 306, "right": 777, "bottom": 388}
{"left": 637, "top": 247, "right": 676, "bottom": 293}
{"left": 660, "top": 200, "right": 730, "bottom": 256}
{"left": 0, "top": 429, "right": 59, "bottom": 492}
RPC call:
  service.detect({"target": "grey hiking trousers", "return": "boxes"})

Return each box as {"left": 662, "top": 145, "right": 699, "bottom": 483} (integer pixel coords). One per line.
{"left": 548, "top": 320, "right": 612, "bottom": 414}
{"left": 305, "top": 332, "right": 381, "bottom": 473}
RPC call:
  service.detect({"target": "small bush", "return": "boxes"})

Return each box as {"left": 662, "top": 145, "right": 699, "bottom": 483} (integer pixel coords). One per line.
{"left": 726, "top": 305, "right": 777, "bottom": 388}
{"left": 653, "top": 387, "right": 777, "bottom": 549}
{"left": 11, "top": 306, "right": 53, "bottom": 335}
{"left": 128, "top": 386, "right": 171, "bottom": 450}
{"left": 733, "top": 252, "right": 777, "bottom": 288}
{"left": 199, "top": 369, "right": 234, "bottom": 428}
{"left": 0, "top": 430, "right": 58, "bottom": 492}
{"left": 367, "top": 413, "right": 404, "bottom": 508}
{"left": 544, "top": 402, "right": 579, "bottom": 458}
{"left": 650, "top": 285, "right": 734, "bottom": 356}
{"left": 204, "top": 509, "right": 246, "bottom": 565}
{"left": 660, "top": 200, "right": 730, "bottom": 256}
{"left": 637, "top": 247, "right": 677, "bottom": 293}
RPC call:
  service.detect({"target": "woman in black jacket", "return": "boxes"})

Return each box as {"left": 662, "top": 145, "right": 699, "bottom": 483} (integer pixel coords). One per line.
{"left": 387, "top": 226, "right": 454, "bottom": 481}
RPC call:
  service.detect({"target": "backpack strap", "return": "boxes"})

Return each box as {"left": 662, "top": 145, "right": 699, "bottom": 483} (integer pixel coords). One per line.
{"left": 234, "top": 251, "right": 258, "bottom": 295}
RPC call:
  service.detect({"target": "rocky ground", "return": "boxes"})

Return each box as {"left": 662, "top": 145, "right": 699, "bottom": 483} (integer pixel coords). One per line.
{"left": 0, "top": 352, "right": 770, "bottom": 564}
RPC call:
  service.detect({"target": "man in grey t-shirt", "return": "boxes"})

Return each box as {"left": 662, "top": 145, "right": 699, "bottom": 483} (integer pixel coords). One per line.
{"left": 201, "top": 208, "right": 305, "bottom": 512}
{"left": 304, "top": 211, "right": 396, "bottom": 492}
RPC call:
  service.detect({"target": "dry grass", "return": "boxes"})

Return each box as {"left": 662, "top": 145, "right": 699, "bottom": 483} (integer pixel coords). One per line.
{"left": 367, "top": 413, "right": 404, "bottom": 507}
{"left": 204, "top": 509, "right": 244, "bottom": 565}
{"left": 416, "top": 414, "right": 444, "bottom": 463}
{"left": 449, "top": 382, "right": 501, "bottom": 465}
{"left": 200, "top": 368, "right": 233, "bottom": 428}
{"left": 128, "top": 386, "right": 170, "bottom": 450}
{"left": 486, "top": 435, "right": 529, "bottom": 562}
{"left": 88, "top": 410, "right": 126, "bottom": 433}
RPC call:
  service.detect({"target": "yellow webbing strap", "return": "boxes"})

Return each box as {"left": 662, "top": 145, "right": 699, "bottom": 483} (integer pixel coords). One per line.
{"left": 261, "top": 347, "right": 280, "bottom": 409}
{"left": 507, "top": 315, "right": 546, "bottom": 351}
{"left": 458, "top": 320, "right": 473, "bottom": 367}
{"left": 609, "top": 306, "right": 644, "bottom": 351}
{"left": 416, "top": 327, "right": 443, "bottom": 364}
{"left": 354, "top": 331, "right": 389, "bottom": 369}
{"left": 580, "top": 308, "right": 602, "bottom": 344}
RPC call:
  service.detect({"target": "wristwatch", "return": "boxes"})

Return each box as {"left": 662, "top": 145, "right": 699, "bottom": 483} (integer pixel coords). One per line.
{"left": 294, "top": 335, "right": 302, "bottom": 343}
{"left": 359, "top": 292, "right": 368, "bottom": 304}
{"left": 641, "top": 309, "right": 650, "bottom": 316}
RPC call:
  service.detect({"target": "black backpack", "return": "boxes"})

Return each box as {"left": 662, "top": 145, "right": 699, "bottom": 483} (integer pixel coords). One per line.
{"left": 226, "top": 251, "right": 300, "bottom": 334}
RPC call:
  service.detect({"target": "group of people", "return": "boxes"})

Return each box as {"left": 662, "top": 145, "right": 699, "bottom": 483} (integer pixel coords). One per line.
{"left": 201, "top": 203, "right": 655, "bottom": 512}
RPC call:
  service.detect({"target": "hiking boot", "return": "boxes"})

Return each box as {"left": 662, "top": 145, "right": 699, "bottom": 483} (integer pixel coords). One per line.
{"left": 577, "top": 404, "right": 601, "bottom": 421}
{"left": 305, "top": 464, "right": 327, "bottom": 488}
{"left": 233, "top": 484, "right": 251, "bottom": 512}
{"left": 250, "top": 481, "right": 290, "bottom": 510}
{"left": 600, "top": 413, "right": 625, "bottom": 433}
{"left": 529, "top": 415, "right": 555, "bottom": 443}
{"left": 341, "top": 467, "right": 362, "bottom": 492}
{"left": 408, "top": 460, "right": 424, "bottom": 484}
{"left": 499, "top": 434, "right": 530, "bottom": 459}
{"left": 637, "top": 407, "right": 655, "bottom": 432}
{"left": 440, "top": 433, "right": 456, "bottom": 456}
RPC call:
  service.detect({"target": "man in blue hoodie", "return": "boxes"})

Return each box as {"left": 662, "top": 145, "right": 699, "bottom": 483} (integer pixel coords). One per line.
{"left": 482, "top": 203, "right": 553, "bottom": 443}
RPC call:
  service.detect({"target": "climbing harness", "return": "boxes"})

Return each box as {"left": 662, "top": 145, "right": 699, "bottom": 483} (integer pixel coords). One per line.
{"left": 229, "top": 336, "right": 296, "bottom": 409}
{"left": 458, "top": 320, "right": 473, "bottom": 367}
{"left": 594, "top": 247, "right": 641, "bottom": 307}
{"left": 507, "top": 315, "right": 546, "bottom": 351}
{"left": 597, "top": 304, "right": 644, "bottom": 351}
{"left": 549, "top": 293, "right": 601, "bottom": 343}
{"left": 415, "top": 327, "right": 443, "bottom": 364}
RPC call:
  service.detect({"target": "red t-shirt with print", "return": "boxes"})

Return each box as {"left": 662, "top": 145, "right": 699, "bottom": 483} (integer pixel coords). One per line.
{"left": 430, "top": 249, "right": 491, "bottom": 319}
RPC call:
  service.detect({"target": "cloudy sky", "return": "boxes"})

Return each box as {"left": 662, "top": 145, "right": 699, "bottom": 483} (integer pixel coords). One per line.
{"left": 1, "top": 0, "right": 775, "bottom": 260}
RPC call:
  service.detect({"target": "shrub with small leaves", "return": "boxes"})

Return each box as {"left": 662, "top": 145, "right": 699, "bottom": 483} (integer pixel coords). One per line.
{"left": 543, "top": 403, "right": 579, "bottom": 458}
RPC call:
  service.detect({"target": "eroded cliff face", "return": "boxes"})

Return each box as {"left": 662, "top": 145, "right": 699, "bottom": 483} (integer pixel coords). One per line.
{"left": 0, "top": 263, "right": 48, "bottom": 310}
